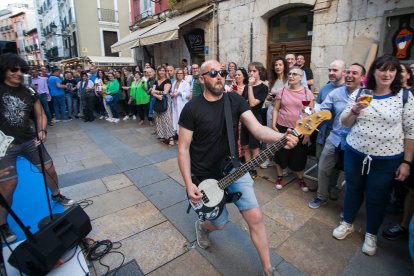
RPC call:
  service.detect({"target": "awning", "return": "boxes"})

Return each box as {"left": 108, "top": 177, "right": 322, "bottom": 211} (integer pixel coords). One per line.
{"left": 111, "top": 22, "right": 163, "bottom": 53}
{"left": 88, "top": 56, "right": 135, "bottom": 66}
{"left": 138, "top": 5, "right": 213, "bottom": 46}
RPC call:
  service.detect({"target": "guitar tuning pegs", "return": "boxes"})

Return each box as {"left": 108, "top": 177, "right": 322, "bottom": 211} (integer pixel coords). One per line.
{"left": 316, "top": 114, "right": 322, "bottom": 119}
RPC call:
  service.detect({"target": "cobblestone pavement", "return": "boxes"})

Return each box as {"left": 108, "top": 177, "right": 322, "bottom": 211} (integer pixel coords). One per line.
{"left": 45, "top": 118, "right": 413, "bottom": 276}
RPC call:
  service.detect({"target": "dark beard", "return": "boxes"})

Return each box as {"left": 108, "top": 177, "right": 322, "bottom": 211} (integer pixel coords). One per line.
{"left": 204, "top": 80, "right": 223, "bottom": 96}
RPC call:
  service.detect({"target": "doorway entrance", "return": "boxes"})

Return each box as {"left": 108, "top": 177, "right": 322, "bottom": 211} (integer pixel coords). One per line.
{"left": 267, "top": 7, "right": 313, "bottom": 74}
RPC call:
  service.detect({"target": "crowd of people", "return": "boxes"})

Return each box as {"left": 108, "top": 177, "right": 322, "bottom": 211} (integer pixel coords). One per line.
{"left": 1, "top": 51, "right": 414, "bottom": 274}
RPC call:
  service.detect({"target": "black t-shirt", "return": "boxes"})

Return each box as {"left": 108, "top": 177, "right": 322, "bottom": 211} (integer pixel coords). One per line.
{"left": 0, "top": 83, "right": 38, "bottom": 144}
{"left": 178, "top": 92, "right": 250, "bottom": 179}
{"left": 242, "top": 83, "right": 268, "bottom": 121}
{"left": 62, "top": 78, "right": 77, "bottom": 94}
{"left": 154, "top": 79, "right": 171, "bottom": 92}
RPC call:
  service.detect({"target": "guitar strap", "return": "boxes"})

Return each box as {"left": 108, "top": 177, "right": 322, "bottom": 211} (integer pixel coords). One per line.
{"left": 223, "top": 93, "right": 240, "bottom": 168}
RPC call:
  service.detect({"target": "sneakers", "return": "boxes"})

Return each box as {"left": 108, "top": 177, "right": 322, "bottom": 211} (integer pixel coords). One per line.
{"left": 362, "top": 233, "right": 377, "bottom": 256}
{"left": 282, "top": 168, "right": 289, "bottom": 176}
{"left": 106, "top": 117, "right": 113, "bottom": 122}
{"left": 52, "top": 193, "right": 74, "bottom": 206}
{"left": 260, "top": 159, "right": 275, "bottom": 169}
{"left": 382, "top": 224, "right": 407, "bottom": 240}
{"left": 0, "top": 223, "right": 17, "bottom": 244}
{"left": 275, "top": 176, "right": 283, "bottom": 190}
{"left": 308, "top": 197, "right": 327, "bottom": 209}
{"left": 266, "top": 266, "right": 281, "bottom": 276}
{"left": 195, "top": 220, "right": 211, "bottom": 249}
{"left": 99, "top": 115, "right": 105, "bottom": 119}
{"left": 249, "top": 170, "right": 258, "bottom": 179}
{"left": 113, "top": 118, "right": 120, "bottom": 123}
{"left": 298, "top": 178, "right": 309, "bottom": 192}
{"left": 333, "top": 221, "right": 354, "bottom": 240}
{"left": 123, "top": 115, "right": 129, "bottom": 121}
{"left": 132, "top": 115, "right": 137, "bottom": 120}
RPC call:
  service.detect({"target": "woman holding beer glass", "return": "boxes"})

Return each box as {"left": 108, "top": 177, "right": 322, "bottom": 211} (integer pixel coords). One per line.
{"left": 334, "top": 55, "right": 414, "bottom": 256}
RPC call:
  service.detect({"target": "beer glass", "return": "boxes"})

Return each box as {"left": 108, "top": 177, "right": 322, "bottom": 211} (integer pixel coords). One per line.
{"left": 358, "top": 89, "right": 373, "bottom": 103}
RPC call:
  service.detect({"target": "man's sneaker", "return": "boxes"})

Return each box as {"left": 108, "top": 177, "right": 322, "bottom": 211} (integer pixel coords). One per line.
{"left": 298, "top": 178, "right": 309, "bottom": 192}
{"left": 260, "top": 159, "right": 275, "bottom": 169}
{"left": 282, "top": 168, "right": 289, "bottom": 176}
{"left": 0, "top": 223, "right": 17, "bottom": 244}
{"left": 52, "top": 194, "right": 74, "bottom": 206}
{"left": 382, "top": 224, "right": 407, "bottom": 240}
{"left": 266, "top": 266, "right": 281, "bottom": 276}
{"left": 308, "top": 197, "right": 327, "bottom": 209}
{"left": 113, "top": 118, "right": 120, "bottom": 123}
{"left": 333, "top": 221, "right": 354, "bottom": 240}
{"left": 275, "top": 176, "right": 283, "bottom": 190}
{"left": 362, "top": 233, "right": 377, "bottom": 256}
{"left": 132, "top": 115, "right": 137, "bottom": 120}
{"left": 249, "top": 170, "right": 258, "bottom": 179}
{"left": 123, "top": 115, "right": 129, "bottom": 121}
{"left": 62, "top": 118, "right": 72, "bottom": 122}
{"left": 99, "top": 115, "right": 105, "bottom": 119}
{"left": 195, "top": 220, "right": 211, "bottom": 249}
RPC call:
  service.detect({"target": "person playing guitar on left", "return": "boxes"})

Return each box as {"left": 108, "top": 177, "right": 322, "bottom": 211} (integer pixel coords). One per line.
{"left": 0, "top": 53, "right": 74, "bottom": 244}
{"left": 178, "top": 60, "right": 298, "bottom": 276}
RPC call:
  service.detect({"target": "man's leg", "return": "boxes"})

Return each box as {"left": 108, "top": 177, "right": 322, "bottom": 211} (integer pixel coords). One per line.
{"left": 0, "top": 178, "right": 17, "bottom": 225}
{"left": 241, "top": 208, "right": 272, "bottom": 274}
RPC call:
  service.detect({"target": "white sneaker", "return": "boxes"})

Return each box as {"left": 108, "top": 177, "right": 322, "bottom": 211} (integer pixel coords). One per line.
{"left": 282, "top": 168, "right": 289, "bottom": 176}
{"left": 362, "top": 233, "right": 377, "bottom": 256}
{"left": 333, "top": 221, "right": 354, "bottom": 240}
{"left": 99, "top": 115, "right": 104, "bottom": 119}
{"left": 132, "top": 115, "right": 137, "bottom": 120}
{"left": 123, "top": 115, "right": 129, "bottom": 121}
{"left": 260, "top": 159, "right": 272, "bottom": 169}
{"left": 106, "top": 117, "right": 113, "bottom": 122}
{"left": 113, "top": 118, "right": 120, "bottom": 123}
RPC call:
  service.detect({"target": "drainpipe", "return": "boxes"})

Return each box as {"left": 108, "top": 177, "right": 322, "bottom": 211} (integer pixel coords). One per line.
{"left": 250, "top": 21, "right": 253, "bottom": 62}
{"left": 215, "top": 1, "right": 219, "bottom": 60}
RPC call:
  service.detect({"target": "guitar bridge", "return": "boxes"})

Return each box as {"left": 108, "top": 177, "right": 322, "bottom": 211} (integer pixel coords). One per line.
{"left": 201, "top": 190, "right": 210, "bottom": 203}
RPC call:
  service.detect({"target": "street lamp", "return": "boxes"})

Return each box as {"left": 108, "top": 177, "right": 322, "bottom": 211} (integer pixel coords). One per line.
{"left": 50, "top": 22, "right": 72, "bottom": 58}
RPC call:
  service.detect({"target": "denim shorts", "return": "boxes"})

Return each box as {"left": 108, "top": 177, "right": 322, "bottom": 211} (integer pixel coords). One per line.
{"left": 210, "top": 172, "right": 259, "bottom": 226}
{"left": 0, "top": 139, "right": 52, "bottom": 182}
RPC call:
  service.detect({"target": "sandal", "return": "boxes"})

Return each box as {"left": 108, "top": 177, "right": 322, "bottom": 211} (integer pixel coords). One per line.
{"left": 168, "top": 139, "right": 175, "bottom": 147}
{"left": 275, "top": 176, "right": 283, "bottom": 190}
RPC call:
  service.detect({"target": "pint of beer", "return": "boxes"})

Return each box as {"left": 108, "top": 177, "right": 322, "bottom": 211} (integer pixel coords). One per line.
{"left": 358, "top": 89, "right": 373, "bottom": 103}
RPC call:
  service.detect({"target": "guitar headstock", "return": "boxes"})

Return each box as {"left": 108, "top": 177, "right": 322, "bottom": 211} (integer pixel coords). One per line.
{"left": 294, "top": 110, "right": 332, "bottom": 136}
{"left": 0, "top": 131, "right": 14, "bottom": 158}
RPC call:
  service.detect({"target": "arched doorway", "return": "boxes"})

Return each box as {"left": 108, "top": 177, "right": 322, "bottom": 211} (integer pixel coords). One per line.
{"left": 267, "top": 7, "right": 313, "bottom": 74}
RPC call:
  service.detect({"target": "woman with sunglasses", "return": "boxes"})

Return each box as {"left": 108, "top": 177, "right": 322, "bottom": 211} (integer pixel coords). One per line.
{"left": 171, "top": 68, "right": 191, "bottom": 137}
{"left": 272, "top": 66, "right": 314, "bottom": 192}
{"left": 151, "top": 66, "right": 175, "bottom": 146}
{"left": 240, "top": 62, "right": 269, "bottom": 179}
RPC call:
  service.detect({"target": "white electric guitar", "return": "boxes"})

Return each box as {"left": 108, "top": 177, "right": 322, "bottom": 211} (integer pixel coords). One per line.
{"left": 189, "top": 110, "right": 332, "bottom": 221}
{"left": 0, "top": 131, "right": 14, "bottom": 158}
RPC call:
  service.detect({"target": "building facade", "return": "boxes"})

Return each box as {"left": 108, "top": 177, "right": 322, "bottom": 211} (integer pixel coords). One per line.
{"left": 10, "top": 11, "right": 37, "bottom": 64}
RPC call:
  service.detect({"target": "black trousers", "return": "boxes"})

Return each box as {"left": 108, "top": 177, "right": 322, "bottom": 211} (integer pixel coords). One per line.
{"left": 136, "top": 103, "right": 149, "bottom": 120}
{"left": 83, "top": 95, "right": 95, "bottom": 121}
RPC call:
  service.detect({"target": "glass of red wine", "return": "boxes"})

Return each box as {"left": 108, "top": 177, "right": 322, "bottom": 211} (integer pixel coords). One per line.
{"left": 302, "top": 99, "right": 311, "bottom": 106}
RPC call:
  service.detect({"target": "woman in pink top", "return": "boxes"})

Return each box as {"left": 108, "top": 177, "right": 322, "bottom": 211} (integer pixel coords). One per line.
{"left": 272, "top": 66, "right": 315, "bottom": 192}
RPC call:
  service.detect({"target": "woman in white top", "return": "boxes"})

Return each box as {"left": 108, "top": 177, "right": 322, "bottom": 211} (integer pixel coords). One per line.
{"left": 334, "top": 54, "right": 414, "bottom": 256}
{"left": 183, "top": 66, "right": 193, "bottom": 85}
{"left": 170, "top": 68, "right": 190, "bottom": 135}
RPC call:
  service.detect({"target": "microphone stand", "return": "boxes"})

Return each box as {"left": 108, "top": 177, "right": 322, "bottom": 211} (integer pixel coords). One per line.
{"left": 22, "top": 75, "right": 54, "bottom": 227}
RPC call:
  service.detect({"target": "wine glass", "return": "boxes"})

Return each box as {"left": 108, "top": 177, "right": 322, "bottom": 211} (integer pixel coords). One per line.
{"left": 302, "top": 98, "right": 311, "bottom": 107}
{"left": 358, "top": 89, "right": 373, "bottom": 103}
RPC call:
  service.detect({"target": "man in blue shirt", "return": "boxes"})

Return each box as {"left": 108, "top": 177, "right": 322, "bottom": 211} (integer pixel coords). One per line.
{"left": 309, "top": 63, "right": 366, "bottom": 208}
{"left": 48, "top": 68, "right": 69, "bottom": 122}
{"left": 315, "top": 60, "right": 346, "bottom": 160}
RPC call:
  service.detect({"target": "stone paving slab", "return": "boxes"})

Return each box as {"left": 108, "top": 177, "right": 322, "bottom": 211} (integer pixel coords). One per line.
{"left": 125, "top": 165, "right": 169, "bottom": 188}
{"left": 101, "top": 173, "right": 133, "bottom": 191}
{"left": 81, "top": 155, "right": 112, "bottom": 169}
{"left": 153, "top": 158, "right": 179, "bottom": 174}
{"left": 89, "top": 202, "right": 166, "bottom": 242}
{"left": 83, "top": 186, "right": 147, "bottom": 220}
{"left": 60, "top": 179, "right": 108, "bottom": 202}
{"left": 59, "top": 164, "right": 121, "bottom": 187}
{"left": 93, "top": 221, "right": 188, "bottom": 275}
{"left": 111, "top": 152, "right": 152, "bottom": 171}
{"left": 161, "top": 200, "right": 199, "bottom": 241}
{"left": 147, "top": 250, "right": 221, "bottom": 276}
{"left": 140, "top": 178, "right": 187, "bottom": 210}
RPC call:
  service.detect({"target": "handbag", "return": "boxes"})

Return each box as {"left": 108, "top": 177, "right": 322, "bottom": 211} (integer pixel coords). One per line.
{"left": 153, "top": 94, "right": 168, "bottom": 113}
{"left": 105, "top": 95, "right": 113, "bottom": 102}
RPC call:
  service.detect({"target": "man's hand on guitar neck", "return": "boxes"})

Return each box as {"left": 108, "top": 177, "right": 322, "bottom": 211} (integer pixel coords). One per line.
{"left": 187, "top": 183, "right": 203, "bottom": 203}
{"left": 284, "top": 129, "right": 299, "bottom": 149}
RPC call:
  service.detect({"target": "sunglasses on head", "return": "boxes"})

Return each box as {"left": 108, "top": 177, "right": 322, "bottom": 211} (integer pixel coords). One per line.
{"left": 10, "top": 67, "right": 27, "bottom": 73}
{"left": 201, "top": 69, "right": 227, "bottom": 78}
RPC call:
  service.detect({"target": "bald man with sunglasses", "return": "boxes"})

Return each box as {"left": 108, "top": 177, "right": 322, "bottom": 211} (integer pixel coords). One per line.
{"left": 178, "top": 60, "right": 298, "bottom": 275}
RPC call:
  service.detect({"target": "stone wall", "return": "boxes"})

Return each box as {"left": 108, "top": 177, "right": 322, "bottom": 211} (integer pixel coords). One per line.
{"left": 217, "top": 0, "right": 414, "bottom": 90}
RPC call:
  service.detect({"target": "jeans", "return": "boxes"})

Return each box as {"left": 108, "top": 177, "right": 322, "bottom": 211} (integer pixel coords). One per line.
{"left": 343, "top": 147, "right": 402, "bottom": 235}
{"left": 148, "top": 96, "right": 156, "bottom": 120}
{"left": 38, "top": 93, "right": 52, "bottom": 123}
{"left": 65, "top": 93, "right": 76, "bottom": 117}
{"left": 409, "top": 214, "right": 414, "bottom": 264}
{"left": 52, "top": 95, "right": 66, "bottom": 120}
{"left": 107, "top": 93, "right": 121, "bottom": 118}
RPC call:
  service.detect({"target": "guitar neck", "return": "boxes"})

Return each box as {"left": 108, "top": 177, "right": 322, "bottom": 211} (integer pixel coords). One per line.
{"left": 218, "top": 129, "right": 298, "bottom": 189}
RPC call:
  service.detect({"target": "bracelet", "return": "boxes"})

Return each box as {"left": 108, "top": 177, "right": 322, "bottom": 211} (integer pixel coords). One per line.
{"left": 351, "top": 107, "right": 360, "bottom": 116}
{"left": 402, "top": 160, "right": 412, "bottom": 166}
{"left": 40, "top": 129, "right": 47, "bottom": 135}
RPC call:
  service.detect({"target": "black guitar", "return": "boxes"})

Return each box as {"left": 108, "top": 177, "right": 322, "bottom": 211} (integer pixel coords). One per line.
{"left": 188, "top": 111, "right": 332, "bottom": 221}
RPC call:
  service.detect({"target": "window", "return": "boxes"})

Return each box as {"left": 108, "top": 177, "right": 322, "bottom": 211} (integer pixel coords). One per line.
{"left": 269, "top": 8, "right": 313, "bottom": 43}
{"left": 103, "top": 31, "right": 118, "bottom": 57}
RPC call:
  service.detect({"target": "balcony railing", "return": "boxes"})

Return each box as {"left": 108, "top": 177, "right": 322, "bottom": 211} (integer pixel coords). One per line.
{"left": 134, "top": 10, "right": 153, "bottom": 24}
{"left": 98, "top": 8, "right": 118, "bottom": 23}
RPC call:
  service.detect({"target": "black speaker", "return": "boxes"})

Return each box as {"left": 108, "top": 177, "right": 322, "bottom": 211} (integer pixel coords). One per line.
{"left": 8, "top": 204, "right": 92, "bottom": 275}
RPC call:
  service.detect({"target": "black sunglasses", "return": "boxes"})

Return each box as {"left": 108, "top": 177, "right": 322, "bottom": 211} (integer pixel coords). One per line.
{"left": 201, "top": 69, "right": 227, "bottom": 78}
{"left": 10, "top": 67, "right": 27, "bottom": 73}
